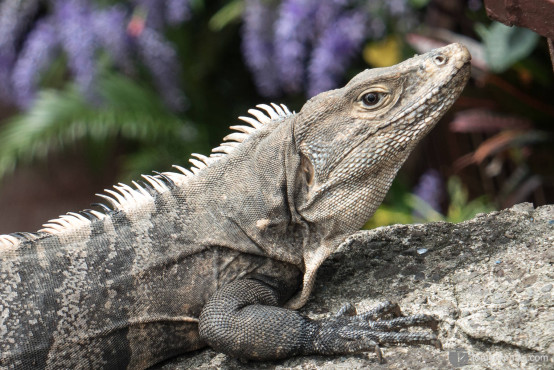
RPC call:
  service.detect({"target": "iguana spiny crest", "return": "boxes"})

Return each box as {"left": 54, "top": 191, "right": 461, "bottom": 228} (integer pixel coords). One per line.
{"left": 0, "top": 103, "right": 294, "bottom": 248}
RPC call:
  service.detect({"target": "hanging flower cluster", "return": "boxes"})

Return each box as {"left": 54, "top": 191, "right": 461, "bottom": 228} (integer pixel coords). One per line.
{"left": 0, "top": 0, "right": 191, "bottom": 111}
{"left": 241, "top": 0, "right": 413, "bottom": 98}
{"left": 0, "top": 0, "right": 415, "bottom": 111}
{"left": 413, "top": 169, "right": 444, "bottom": 217}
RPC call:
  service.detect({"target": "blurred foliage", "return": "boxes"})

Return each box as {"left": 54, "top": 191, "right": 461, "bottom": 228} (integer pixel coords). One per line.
{"left": 363, "top": 36, "right": 401, "bottom": 67}
{"left": 408, "top": 0, "right": 431, "bottom": 8}
{"left": 444, "top": 19, "right": 554, "bottom": 209}
{"left": 441, "top": 177, "right": 495, "bottom": 223}
{"left": 0, "top": 71, "right": 199, "bottom": 179}
{"left": 475, "top": 22, "right": 539, "bottom": 73}
{"left": 0, "top": 0, "right": 415, "bottom": 180}
{"left": 403, "top": 4, "right": 553, "bottom": 215}
{"left": 364, "top": 176, "right": 495, "bottom": 229}
{"left": 208, "top": 0, "right": 243, "bottom": 31}
{"left": 0, "top": 0, "right": 257, "bottom": 179}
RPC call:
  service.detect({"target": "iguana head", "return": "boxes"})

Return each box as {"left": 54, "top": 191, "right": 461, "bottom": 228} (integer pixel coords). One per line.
{"left": 294, "top": 42, "right": 470, "bottom": 234}
{"left": 287, "top": 43, "right": 471, "bottom": 308}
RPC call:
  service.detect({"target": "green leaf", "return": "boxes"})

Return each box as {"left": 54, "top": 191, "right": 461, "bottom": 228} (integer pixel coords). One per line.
{"left": 475, "top": 22, "right": 539, "bottom": 73}
{"left": 209, "top": 0, "right": 244, "bottom": 31}
{"left": 363, "top": 205, "right": 414, "bottom": 228}
{"left": 0, "top": 73, "right": 194, "bottom": 180}
{"left": 407, "top": 194, "right": 445, "bottom": 223}
{"left": 408, "top": 0, "right": 431, "bottom": 9}
{"left": 445, "top": 177, "right": 495, "bottom": 223}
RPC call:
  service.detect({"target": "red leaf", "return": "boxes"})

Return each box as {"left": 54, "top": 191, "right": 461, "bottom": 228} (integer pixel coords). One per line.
{"left": 450, "top": 110, "right": 533, "bottom": 133}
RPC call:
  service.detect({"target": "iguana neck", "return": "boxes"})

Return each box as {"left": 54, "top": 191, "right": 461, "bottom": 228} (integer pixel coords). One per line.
{"left": 178, "top": 115, "right": 305, "bottom": 267}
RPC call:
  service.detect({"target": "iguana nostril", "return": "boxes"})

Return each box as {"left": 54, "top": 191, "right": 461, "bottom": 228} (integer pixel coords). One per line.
{"left": 433, "top": 55, "right": 446, "bottom": 65}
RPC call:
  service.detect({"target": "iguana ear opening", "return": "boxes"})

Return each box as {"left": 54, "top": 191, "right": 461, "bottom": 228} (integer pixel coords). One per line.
{"left": 300, "top": 154, "right": 315, "bottom": 187}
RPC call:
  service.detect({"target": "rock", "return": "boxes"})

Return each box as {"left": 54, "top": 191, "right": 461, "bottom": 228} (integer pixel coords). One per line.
{"left": 156, "top": 203, "right": 553, "bottom": 369}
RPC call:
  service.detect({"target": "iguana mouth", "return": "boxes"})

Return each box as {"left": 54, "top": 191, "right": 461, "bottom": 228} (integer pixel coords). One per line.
{"left": 393, "top": 60, "right": 471, "bottom": 128}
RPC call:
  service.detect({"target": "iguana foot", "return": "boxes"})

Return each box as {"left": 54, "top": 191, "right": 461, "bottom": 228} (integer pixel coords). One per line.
{"left": 308, "top": 300, "right": 441, "bottom": 361}
{"left": 200, "top": 278, "right": 441, "bottom": 362}
{"left": 339, "top": 300, "right": 440, "bottom": 333}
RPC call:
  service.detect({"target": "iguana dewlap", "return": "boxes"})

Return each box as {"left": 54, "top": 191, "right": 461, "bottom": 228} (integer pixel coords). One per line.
{"left": 0, "top": 43, "right": 471, "bottom": 368}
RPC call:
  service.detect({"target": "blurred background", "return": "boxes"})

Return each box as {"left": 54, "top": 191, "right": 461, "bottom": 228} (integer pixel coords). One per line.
{"left": 0, "top": 0, "right": 552, "bottom": 234}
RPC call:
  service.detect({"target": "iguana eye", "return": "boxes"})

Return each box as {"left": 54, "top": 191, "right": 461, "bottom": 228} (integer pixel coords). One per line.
{"left": 361, "top": 92, "right": 384, "bottom": 107}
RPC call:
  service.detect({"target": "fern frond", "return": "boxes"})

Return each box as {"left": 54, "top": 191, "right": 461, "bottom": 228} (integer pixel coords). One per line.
{"left": 0, "top": 73, "right": 191, "bottom": 180}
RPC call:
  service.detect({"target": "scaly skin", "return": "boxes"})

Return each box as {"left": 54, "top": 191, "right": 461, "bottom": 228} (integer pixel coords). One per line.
{"left": 0, "top": 43, "right": 470, "bottom": 368}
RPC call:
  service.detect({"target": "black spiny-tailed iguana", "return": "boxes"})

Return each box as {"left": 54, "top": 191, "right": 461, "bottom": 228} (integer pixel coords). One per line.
{"left": 0, "top": 43, "right": 471, "bottom": 368}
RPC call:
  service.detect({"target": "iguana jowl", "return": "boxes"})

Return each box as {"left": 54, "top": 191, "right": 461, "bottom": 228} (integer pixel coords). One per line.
{"left": 0, "top": 43, "right": 471, "bottom": 368}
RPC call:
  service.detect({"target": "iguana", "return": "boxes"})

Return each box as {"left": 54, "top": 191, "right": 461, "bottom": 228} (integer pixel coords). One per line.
{"left": 0, "top": 43, "right": 471, "bottom": 368}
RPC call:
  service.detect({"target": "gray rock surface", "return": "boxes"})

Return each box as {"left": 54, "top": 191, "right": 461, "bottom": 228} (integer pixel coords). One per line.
{"left": 156, "top": 203, "right": 553, "bottom": 369}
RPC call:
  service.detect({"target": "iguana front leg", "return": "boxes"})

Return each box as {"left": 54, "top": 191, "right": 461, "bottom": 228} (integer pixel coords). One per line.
{"left": 199, "top": 278, "right": 440, "bottom": 361}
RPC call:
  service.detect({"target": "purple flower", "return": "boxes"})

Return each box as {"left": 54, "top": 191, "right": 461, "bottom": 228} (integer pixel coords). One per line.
{"left": 413, "top": 169, "right": 444, "bottom": 217}
{"left": 307, "top": 10, "right": 367, "bottom": 97}
{"left": 133, "top": 0, "right": 166, "bottom": 30}
{"left": 241, "top": 0, "right": 281, "bottom": 97}
{"left": 314, "top": 1, "right": 343, "bottom": 33}
{"left": 11, "top": 18, "right": 60, "bottom": 108}
{"left": 92, "top": 5, "right": 133, "bottom": 72}
{"left": 54, "top": 0, "right": 98, "bottom": 102}
{"left": 134, "top": 27, "right": 186, "bottom": 111}
{"left": 92, "top": 6, "right": 134, "bottom": 74}
{"left": 165, "top": 0, "right": 192, "bottom": 25}
{"left": 0, "top": 0, "right": 41, "bottom": 102}
{"left": 0, "top": 0, "right": 193, "bottom": 111}
{"left": 274, "top": 0, "right": 318, "bottom": 93}
{"left": 239, "top": 0, "right": 420, "bottom": 98}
